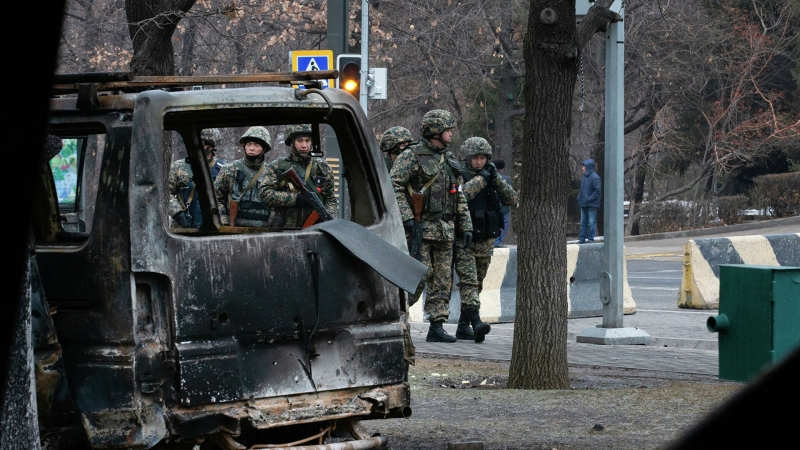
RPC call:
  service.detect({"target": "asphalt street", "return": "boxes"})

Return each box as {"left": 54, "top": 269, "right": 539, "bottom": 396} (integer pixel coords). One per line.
{"left": 411, "top": 217, "right": 799, "bottom": 379}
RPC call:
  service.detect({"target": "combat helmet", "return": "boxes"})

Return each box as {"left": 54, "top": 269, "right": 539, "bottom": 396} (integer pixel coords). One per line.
{"left": 380, "top": 126, "right": 414, "bottom": 154}
{"left": 284, "top": 124, "right": 313, "bottom": 146}
{"left": 460, "top": 137, "right": 493, "bottom": 161}
{"left": 200, "top": 128, "right": 222, "bottom": 148}
{"left": 419, "top": 109, "right": 456, "bottom": 138}
{"left": 239, "top": 126, "right": 272, "bottom": 152}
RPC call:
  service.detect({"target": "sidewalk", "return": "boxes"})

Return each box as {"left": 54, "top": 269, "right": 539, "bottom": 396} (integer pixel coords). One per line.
{"left": 410, "top": 320, "right": 719, "bottom": 377}
{"left": 410, "top": 216, "right": 799, "bottom": 378}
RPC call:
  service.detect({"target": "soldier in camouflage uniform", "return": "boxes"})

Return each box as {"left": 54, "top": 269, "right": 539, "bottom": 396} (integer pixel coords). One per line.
{"left": 214, "top": 126, "right": 272, "bottom": 227}
{"left": 453, "top": 137, "right": 518, "bottom": 343}
{"left": 168, "top": 128, "right": 225, "bottom": 228}
{"left": 258, "top": 124, "right": 337, "bottom": 227}
{"left": 390, "top": 110, "right": 473, "bottom": 343}
{"left": 380, "top": 126, "right": 414, "bottom": 172}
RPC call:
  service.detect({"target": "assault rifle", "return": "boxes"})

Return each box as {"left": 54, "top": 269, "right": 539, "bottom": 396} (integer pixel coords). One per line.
{"left": 407, "top": 193, "right": 424, "bottom": 260}
{"left": 281, "top": 167, "right": 333, "bottom": 226}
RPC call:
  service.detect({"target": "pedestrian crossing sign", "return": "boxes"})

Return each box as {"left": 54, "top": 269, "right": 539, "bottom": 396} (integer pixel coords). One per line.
{"left": 290, "top": 50, "right": 334, "bottom": 89}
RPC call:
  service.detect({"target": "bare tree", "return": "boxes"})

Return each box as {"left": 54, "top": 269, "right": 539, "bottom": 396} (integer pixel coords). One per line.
{"left": 125, "top": 0, "right": 196, "bottom": 75}
{"left": 507, "top": 0, "right": 621, "bottom": 390}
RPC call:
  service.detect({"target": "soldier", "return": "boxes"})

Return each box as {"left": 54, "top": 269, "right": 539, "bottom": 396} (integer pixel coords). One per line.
{"left": 259, "top": 124, "right": 337, "bottom": 227}
{"left": 214, "top": 126, "right": 272, "bottom": 227}
{"left": 168, "top": 128, "right": 224, "bottom": 228}
{"left": 390, "top": 110, "right": 473, "bottom": 343}
{"left": 379, "top": 126, "right": 414, "bottom": 172}
{"left": 453, "top": 137, "right": 519, "bottom": 343}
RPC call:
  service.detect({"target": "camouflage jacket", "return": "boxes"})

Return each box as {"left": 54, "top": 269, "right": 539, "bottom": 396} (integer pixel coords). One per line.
{"left": 214, "top": 158, "right": 270, "bottom": 227}
{"left": 258, "top": 153, "right": 337, "bottom": 228}
{"left": 383, "top": 155, "right": 394, "bottom": 173}
{"left": 168, "top": 156, "right": 223, "bottom": 227}
{"left": 390, "top": 138, "right": 472, "bottom": 241}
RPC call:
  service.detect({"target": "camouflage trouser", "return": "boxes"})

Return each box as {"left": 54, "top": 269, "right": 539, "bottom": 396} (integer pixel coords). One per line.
{"left": 412, "top": 238, "right": 454, "bottom": 323}
{"left": 454, "top": 238, "right": 495, "bottom": 308}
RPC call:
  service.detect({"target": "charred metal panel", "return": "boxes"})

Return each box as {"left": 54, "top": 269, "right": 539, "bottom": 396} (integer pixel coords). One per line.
{"left": 37, "top": 124, "right": 135, "bottom": 344}
{"left": 81, "top": 404, "right": 167, "bottom": 449}
{"left": 176, "top": 338, "right": 243, "bottom": 405}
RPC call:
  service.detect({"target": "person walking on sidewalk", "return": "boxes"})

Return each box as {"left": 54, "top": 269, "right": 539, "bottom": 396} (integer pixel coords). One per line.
{"left": 390, "top": 109, "right": 473, "bottom": 343}
{"left": 577, "top": 159, "right": 601, "bottom": 243}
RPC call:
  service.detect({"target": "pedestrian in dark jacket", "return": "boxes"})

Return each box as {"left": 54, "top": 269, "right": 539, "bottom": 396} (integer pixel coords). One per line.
{"left": 577, "top": 159, "right": 601, "bottom": 243}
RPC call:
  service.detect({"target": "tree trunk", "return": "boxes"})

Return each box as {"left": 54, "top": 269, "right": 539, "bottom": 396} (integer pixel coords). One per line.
{"left": 508, "top": 0, "right": 620, "bottom": 390}
{"left": 125, "top": 0, "right": 196, "bottom": 76}
{"left": 629, "top": 161, "right": 646, "bottom": 235}
{"left": 178, "top": 18, "right": 197, "bottom": 76}
{"left": 508, "top": 1, "right": 577, "bottom": 390}
{"left": 493, "top": 61, "right": 519, "bottom": 164}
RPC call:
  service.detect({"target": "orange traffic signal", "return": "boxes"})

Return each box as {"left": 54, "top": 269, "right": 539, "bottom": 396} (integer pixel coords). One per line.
{"left": 337, "top": 54, "right": 361, "bottom": 99}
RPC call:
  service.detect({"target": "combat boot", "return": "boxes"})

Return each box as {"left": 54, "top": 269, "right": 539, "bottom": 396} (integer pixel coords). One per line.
{"left": 465, "top": 307, "right": 491, "bottom": 343}
{"left": 455, "top": 310, "right": 474, "bottom": 340}
{"left": 426, "top": 321, "right": 457, "bottom": 343}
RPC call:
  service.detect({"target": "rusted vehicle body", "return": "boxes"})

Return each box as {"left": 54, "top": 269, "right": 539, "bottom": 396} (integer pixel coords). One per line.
{"left": 31, "top": 72, "right": 422, "bottom": 449}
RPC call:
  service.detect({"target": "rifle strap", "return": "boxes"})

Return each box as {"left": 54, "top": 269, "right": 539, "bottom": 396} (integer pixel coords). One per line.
{"left": 185, "top": 183, "right": 196, "bottom": 210}
{"left": 239, "top": 163, "right": 266, "bottom": 198}
{"left": 408, "top": 153, "right": 444, "bottom": 196}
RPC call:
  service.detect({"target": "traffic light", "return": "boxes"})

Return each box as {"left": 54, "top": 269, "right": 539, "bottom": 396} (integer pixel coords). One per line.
{"left": 336, "top": 54, "right": 361, "bottom": 99}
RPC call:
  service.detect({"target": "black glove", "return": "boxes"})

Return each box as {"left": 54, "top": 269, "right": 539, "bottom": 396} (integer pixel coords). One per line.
{"left": 478, "top": 168, "right": 491, "bottom": 182}
{"left": 295, "top": 194, "right": 312, "bottom": 208}
{"left": 486, "top": 162, "right": 497, "bottom": 181}
{"left": 173, "top": 211, "right": 191, "bottom": 228}
{"left": 403, "top": 219, "right": 415, "bottom": 234}
{"left": 463, "top": 231, "right": 473, "bottom": 248}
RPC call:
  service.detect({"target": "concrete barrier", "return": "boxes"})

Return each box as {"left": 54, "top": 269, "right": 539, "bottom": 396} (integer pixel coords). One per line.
{"left": 409, "top": 243, "right": 636, "bottom": 323}
{"left": 678, "top": 233, "right": 800, "bottom": 309}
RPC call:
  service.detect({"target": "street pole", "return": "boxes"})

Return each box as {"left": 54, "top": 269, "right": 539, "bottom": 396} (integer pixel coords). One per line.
{"left": 359, "top": 0, "right": 369, "bottom": 116}
{"left": 602, "top": 9, "right": 625, "bottom": 330}
{"left": 577, "top": 4, "right": 650, "bottom": 345}
{"left": 326, "top": 0, "right": 349, "bottom": 218}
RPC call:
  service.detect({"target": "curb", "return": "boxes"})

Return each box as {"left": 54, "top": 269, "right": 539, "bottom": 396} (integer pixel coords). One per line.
{"left": 623, "top": 215, "right": 800, "bottom": 243}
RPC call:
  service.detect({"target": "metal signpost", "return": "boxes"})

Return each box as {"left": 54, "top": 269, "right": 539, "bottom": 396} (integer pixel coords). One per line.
{"left": 575, "top": 1, "right": 650, "bottom": 345}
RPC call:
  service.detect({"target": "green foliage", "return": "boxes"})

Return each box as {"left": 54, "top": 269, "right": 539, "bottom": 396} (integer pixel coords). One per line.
{"left": 638, "top": 201, "right": 692, "bottom": 234}
{"left": 752, "top": 172, "right": 800, "bottom": 217}
{"left": 714, "top": 195, "right": 749, "bottom": 225}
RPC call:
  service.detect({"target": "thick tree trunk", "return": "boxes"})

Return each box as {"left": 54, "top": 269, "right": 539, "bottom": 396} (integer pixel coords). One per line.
{"left": 125, "top": 0, "right": 196, "bottom": 76}
{"left": 508, "top": 0, "right": 619, "bottom": 390}
{"left": 508, "top": 1, "right": 578, "bottom": 390}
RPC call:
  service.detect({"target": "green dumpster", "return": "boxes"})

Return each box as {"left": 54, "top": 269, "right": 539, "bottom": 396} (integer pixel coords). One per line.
{"left": 707, "top": 265, "right": 800, "bottom": 383}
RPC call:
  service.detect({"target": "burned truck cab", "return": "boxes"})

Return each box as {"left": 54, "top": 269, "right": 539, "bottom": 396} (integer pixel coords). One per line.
{"left": 33, "top": 72, "right": 421, "bottom": 448}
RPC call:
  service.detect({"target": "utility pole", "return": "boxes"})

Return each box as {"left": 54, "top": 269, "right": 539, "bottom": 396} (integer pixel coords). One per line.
{"left": 359, "top": 0, "right": 370, "bottom": 115}
{"left": 576, "top": 2, "right": 650, "bottom": 345}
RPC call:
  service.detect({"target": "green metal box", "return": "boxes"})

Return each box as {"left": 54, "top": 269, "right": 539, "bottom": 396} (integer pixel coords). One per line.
{"left": 707, "top": 265, "right": 800, "bottom": 382}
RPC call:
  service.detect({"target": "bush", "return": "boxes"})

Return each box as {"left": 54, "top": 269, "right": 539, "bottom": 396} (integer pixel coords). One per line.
{"left": 638, "top": 201, "right": 692, "bottom": 234}
{"left": 714, "top": 195, "right": 749, "bottom": 225}
{"left": 752, "top": 173, "right": 800, "bottom": 218}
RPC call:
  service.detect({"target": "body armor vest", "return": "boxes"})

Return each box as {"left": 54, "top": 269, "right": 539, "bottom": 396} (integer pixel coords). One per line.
{"left": 461, "top": 169, "right": 503, "bottom": 239}
{"left": 411, "top": 145, "right": 461, "bottom": 221}
{"left": 231, "top": 160, "right": 270, "bottom": 224}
